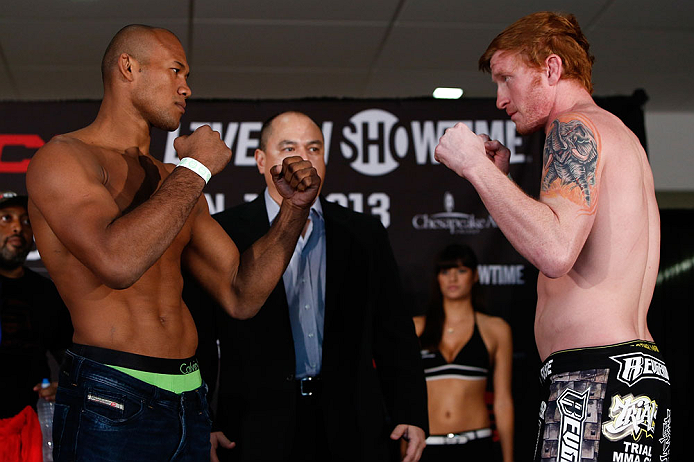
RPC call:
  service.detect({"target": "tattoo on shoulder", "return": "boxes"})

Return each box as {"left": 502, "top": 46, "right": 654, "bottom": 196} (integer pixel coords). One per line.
{"left": 542, "top": 116, "right": 600, "bottom": 210}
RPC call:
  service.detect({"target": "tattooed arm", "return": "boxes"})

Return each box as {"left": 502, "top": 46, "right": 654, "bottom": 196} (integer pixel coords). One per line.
{"left": 435, "top": 113, "right": 601, "bottom": 278}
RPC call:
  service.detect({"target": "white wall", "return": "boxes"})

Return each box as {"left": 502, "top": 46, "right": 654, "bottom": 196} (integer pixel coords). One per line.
{"left": 645, "top": 111, "right": 694, "bottom": 192}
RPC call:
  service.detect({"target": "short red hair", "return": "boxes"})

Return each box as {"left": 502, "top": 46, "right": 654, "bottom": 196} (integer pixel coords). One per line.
{"left": 479, "top": 11, "right": 595, "bottom": 93}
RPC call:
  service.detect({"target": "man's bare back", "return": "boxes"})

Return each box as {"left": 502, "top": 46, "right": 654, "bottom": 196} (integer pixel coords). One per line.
{"left": 534, "top": 105, "right": 660, "bottom": 359}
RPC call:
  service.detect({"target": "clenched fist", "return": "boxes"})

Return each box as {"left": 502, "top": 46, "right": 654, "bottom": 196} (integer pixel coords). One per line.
{"left": 270, "top": 156, "right": 321, "bottom": 209}
{"left": 479, "top": 134, "right": 511, "bottom": 175}
{"left": 174, "top": 124, "right": 232, "bottom": 176}
{"left": 435, "top": 123, "right": 491, "bottom": 178}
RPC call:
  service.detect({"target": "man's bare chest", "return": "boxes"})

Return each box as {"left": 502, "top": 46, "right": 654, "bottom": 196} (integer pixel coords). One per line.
{"left": 101, "top": 154, "right": 168, "bottom": 215}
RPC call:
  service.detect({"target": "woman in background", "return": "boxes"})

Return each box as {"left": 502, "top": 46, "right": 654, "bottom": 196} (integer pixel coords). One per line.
{"left": 414, "top": 243, "right": 514, "bottom": 461}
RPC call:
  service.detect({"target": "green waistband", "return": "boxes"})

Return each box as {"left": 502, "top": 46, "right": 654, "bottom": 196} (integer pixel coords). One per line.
{"left": 106, "top": 365, "right": 202, "bottom": 394}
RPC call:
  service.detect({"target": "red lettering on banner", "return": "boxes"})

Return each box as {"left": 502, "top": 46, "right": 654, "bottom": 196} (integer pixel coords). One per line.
{"left": 0, "top": 134, "right": 45, "bottom": 173}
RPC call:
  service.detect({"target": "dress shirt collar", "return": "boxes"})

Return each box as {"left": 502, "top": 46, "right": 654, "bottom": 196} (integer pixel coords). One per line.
{"left": 263, "top": 188, "right": 323, "bottom": 225}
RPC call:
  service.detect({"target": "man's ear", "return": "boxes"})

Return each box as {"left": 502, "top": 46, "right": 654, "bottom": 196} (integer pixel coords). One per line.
{"left": 545, "top": 54, "right": 563, "bottom": 86}
{"left": 254, "top": 149, "right": 266, "bottom": 175}
{"left": 117, "top": 53, "right": 137, "bottom": 82}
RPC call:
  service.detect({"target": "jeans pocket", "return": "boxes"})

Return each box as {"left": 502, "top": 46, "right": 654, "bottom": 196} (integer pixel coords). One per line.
{"left": 82, "top": 386, "right": 145, "bottom": 426}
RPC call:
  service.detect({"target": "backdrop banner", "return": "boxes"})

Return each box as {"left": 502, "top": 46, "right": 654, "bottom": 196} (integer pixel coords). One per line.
{"left": 0, "top": 94, "right": 649, "bottom": 456}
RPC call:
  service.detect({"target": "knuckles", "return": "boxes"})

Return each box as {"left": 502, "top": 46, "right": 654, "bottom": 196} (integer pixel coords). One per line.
{"left": 194, "top": 124, "right": 214, "bottom": 135}
{"left": 280, "top": 157, "right": 314, "bottom": 177}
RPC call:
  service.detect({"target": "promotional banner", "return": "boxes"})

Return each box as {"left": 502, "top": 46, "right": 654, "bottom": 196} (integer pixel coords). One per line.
{"left": 0, "top": 95, "right": 650, "bottom": 456}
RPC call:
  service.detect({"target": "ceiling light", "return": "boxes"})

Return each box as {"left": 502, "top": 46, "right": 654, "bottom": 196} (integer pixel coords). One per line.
{"left": 433, "top": 87, "right": 464, "bottom": 99}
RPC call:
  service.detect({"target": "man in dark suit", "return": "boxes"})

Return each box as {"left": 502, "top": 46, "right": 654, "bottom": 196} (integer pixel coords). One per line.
{"left": 201, "top": 111, "right": 428, "bottom": 462}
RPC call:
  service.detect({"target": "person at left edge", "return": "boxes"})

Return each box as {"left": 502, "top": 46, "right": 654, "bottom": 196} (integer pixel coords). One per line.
{"left": 0, "top": 191, "right": 72, "bottom": 420}
{"left": 188, "top": 111, "right": 428, "bottom": 462}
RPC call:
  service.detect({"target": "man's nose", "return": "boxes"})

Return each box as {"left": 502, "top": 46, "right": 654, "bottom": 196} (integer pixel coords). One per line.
{"left": 496, "top": 88, "right": 509, "bottom": 110}
{"left": 180, "top": 82, "right": 192, "bottom": 98}
{"left": 10, "top": 219, "right": 22, "bottom": 233}
{"left": 297, "top": 148, "right": 310, "bottom": 161}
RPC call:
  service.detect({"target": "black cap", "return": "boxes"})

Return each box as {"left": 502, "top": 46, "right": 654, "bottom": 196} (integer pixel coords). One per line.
{"left": 0, "top": 191, "right": 28, "bottom": 209}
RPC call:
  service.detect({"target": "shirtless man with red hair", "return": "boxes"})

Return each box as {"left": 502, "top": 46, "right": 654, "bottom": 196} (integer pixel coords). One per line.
{"left": 435, "top": 12, "right": 670, "bottom": 462}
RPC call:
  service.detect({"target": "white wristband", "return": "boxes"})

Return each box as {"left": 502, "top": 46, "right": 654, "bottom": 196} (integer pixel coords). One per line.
{"left": 177, "top": 157, "right": 211, "bottom": 184}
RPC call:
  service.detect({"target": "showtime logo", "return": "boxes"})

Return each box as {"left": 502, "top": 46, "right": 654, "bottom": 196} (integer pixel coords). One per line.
{"left": 340, "top": 109, "right": 527, "bottom": 176}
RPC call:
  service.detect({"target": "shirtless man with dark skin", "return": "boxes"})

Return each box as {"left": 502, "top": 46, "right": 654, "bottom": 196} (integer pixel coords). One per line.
{"left": 26, "top": 24, "right": 319, "bottom": 461}
{"left": 435, "top": 12, "right": 669, "bottom": 462}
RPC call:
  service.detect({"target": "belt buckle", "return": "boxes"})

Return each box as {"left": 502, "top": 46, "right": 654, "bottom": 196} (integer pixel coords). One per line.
{"left": 300, "top": 377, "right": 315, "bottom": 397}
{"left": 445, "top": 432, "right": 469, "bottom": 445}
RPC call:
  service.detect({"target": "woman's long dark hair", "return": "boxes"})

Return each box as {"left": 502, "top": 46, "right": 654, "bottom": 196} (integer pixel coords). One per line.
{"left": 419, "top": 243, "right": 484, "bottom": 351}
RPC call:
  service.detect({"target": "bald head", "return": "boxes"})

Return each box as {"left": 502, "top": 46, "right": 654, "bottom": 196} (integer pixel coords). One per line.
{"left": 259, "top": 111, "right": 322, "bottom": 152}
{"left": 101, "top": 24, "right": 180, "bottom": 84}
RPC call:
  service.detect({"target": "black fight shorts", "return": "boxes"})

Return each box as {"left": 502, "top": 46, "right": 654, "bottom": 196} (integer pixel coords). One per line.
{"left": 534, "top": 340, "right": 672, "bottom": 462}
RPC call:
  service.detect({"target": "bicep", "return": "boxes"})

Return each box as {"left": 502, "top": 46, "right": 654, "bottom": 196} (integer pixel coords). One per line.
{"left": 540, "top": 114, "right": 602, "bottom": 258}
{"left": 182, "top": 202, "right": 240, "bottom": 306}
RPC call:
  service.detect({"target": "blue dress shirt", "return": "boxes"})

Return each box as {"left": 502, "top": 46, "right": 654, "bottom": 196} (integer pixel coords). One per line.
{"left": 264, "top": 189, "right": 326, "bottom": 378}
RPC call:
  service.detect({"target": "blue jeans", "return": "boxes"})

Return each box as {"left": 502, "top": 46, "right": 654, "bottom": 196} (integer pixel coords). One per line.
{"left": 53, "top": 350, "right": 212, "bottom": 461}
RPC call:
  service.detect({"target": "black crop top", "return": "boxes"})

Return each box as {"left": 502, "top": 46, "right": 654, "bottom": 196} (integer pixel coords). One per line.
{"left": 421, "top": 315, "right": 491, "bottom": 381}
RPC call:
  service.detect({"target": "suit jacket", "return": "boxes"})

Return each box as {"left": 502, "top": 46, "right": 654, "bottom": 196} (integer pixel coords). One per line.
{"left": 195, "top": 194, "right": 428, "bottom": 461}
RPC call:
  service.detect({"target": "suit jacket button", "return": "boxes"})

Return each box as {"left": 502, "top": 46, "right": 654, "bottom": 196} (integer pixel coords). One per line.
{"left": 286, "top": 374, "right": 294, "bottom": 381}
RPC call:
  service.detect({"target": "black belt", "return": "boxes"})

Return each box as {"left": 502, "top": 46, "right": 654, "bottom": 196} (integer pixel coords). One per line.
{"left": 296, "top": 376, "right": 321, "bottom": 397}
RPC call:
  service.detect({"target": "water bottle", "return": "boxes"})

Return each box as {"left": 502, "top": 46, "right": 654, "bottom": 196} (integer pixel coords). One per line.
{"left": 36, "top": 378, "right": 54, "bottom": 462}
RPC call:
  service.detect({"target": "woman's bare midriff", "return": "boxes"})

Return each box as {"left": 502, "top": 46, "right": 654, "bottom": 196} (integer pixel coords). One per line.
{"left": 426, "top": 378, "right": 490, "bottom": 434}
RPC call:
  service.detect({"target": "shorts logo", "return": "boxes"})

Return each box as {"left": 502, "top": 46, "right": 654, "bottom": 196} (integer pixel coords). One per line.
{"left": 610, "top": 352, "right": 670, "bottom": 386}
{"left": 659, "top": 409, "right": 671, "bottom": 461}
{"left": 557, "top": 387, "right": 590, "bottom": 462}
{"left": 602, "top": 394, "right": 658, "bottom": 442}
{"left": 539, "top": 359, "right": 553, "bottom": 383}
